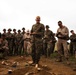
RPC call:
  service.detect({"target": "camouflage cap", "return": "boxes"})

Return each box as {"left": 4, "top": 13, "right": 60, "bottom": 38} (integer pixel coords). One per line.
{"left": 3, "top": 29, "right": 6, "bottom": 31}
{"left": 70, "top": 30, "right": 74, "bottom": 32}
{"left": 18, "top": 30, "right": 21, "bottom": 32}
{"left": 8, "top": 28, "right": 12, "bottom": 31}
{"left": 13, "top": 29, "right": 16, "bottom": 31}
{"left": 46, "top": 25, "right": 49, "bottom": 28}
{"left": 22, "top": 27, "right": 25, "bottom": 30}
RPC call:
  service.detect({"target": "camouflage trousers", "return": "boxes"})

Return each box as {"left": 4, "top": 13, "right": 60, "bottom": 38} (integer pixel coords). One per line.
{"left": 0, "top": 48, "right": 8, "bottom": 58}
{"left": 46, "top": 42, "right": 53, "bottom": 57}
{"left": 43, "top": 41, "right": 53, "bottom": 57}
{"left": 72, "top": 42, "right": 76, "bottom": 55}
{"left": 57, "top": 39, "right": 69, "bottom": 59}
{"left": 31, "top": 40, "right": 43, "bottom": 64}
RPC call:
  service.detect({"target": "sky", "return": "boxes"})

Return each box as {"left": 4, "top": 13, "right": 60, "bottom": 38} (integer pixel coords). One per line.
{"left": 0, "top": 0, "right": 76, "bottom": 34}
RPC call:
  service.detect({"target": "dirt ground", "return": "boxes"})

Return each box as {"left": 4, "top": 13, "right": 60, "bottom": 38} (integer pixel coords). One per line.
{"left": 0, "top": 55, "right": 76, "bottom": 75}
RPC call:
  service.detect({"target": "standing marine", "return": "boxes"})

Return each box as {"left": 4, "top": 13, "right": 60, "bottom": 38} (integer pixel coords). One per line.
{"left": 31, "top": 16, "right": 45, "bottom": 68}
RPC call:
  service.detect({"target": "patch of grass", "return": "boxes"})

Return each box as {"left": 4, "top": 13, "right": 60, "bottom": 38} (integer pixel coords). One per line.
{"left": 69, "top": 56, "right": 76, "bottom": 62}
{"left": 50, "top": 52, "right": 76, "bottom": 63}
{"left": 50, "top": 52, "right": 58, "bottom": 58}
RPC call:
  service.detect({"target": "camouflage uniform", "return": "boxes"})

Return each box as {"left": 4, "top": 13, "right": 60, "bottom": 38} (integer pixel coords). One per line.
{"left": 56, "top": 21, "right": 69, "bottom": 61}
{"left": 69, "top": 30, "right": 76, "bottom": 56}
{"left": 21, "top": 27, "right": 26, "bottom": 55}
{"left": 2, "top": 29, "right": 7, "bottom": 37}
{"left": 31, "top": 23, "right": 45, "bottom": 64}
{"left": 15, "top": 30, "right": 23, "bottom": 56}
{"left": 12, "top": 29, "right": 17, "bottom": 55}
{"left": 0, "top": 34, "right": 9, "bottom": 59}
{"left": 6, "top": 29, "right": 13, "bottom": 56}
{"left": 52, "top": 33, "right": 57, "bottom": 53}
{"left": 43, "top": 26, "right": 54, "bottom": 57}
{"left": 22, "top": 27, "right": 26, "bottom": 35}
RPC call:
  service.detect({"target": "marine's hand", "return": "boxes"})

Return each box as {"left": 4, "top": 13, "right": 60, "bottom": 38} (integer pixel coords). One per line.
{"left": 58, "top": 32, "right": 62, "bottom": 35}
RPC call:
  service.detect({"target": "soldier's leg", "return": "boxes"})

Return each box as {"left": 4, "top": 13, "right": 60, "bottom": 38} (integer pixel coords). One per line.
{"left": 50, "top": 43, "right": 53, "bottom": 55}
{"left": 8, "top": 45, "right": 11, "bottom": 56}
{"left": 31, "top": 43, "right": 36, "bottom": 63}
{"left": 22, "top": 41, "right": 24, "bottom": 55}
{"left": 43, "top": 43, "right": 47, "bottom": 57}
{"left": 73, "top": 43, "right": 76, "bottom": 56}
{"left": 69, "top": 42, "right": 73, "bottom": 56}
{"left": 47, "top": 42, "right": 53, "bottom": 57}
{"left": 13, "top": 45, "right": 16, "bottom": 55}
{"left": 47, "top": 42, "right": 51, "bottom": 57}
{"left": 9, "top": 43, "right": 13, "bottom": 56}
{"left": 52, "top": 43, "right": 55, "bottom": 53}
{"left": 35, "top": 43, "right": 42, "bottom": 64}
{"left": 63, "top": 40, "right": 69, "bottom": 60}
{"left": 56, "top": 40, "right": 63, "bottom": 62}
{"left": 12, "top": 43, "right": 15, "bottom": 55}
{"left": 3, "top": 49, "right": 8, "bottom": 59}
{"left": 11, "top": 42, "right": 13, "bottom": 55}
{"left": 18, "top": 44, "right": 22, "bottom": 56}
{"left": 61, "top": 44, "right": 64, "bottom": 55}
{"left": 24, "top": 41, "right": 28, "bottom": 56}
{"left": 0, "top": 49, "right": 4, "bottom": 59}
{"left": 15, "top": 45, "right": 18, "bottom": 55}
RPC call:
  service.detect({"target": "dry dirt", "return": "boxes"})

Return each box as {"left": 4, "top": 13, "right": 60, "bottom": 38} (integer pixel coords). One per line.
{"left": 0, "top": 56, "right": 76, "bottom": 75}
